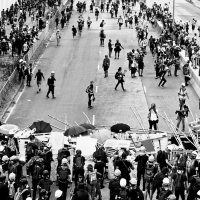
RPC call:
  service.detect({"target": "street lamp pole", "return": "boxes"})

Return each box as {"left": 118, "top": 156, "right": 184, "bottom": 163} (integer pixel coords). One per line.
{"left": 172, "top": 0, "right": 175, "bottom": 26}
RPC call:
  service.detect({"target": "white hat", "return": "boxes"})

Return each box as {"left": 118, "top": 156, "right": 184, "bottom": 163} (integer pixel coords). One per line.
{"left": 163, "top": 177, "right": 170, "bottom": 185}
{"left": 47, "top": 143, "right": 52, "bottom": 148}
{"left": 2, "top": 155, "right": 9, "bottom": 162}
{"left": 168, "top": 194, "right": 176, "bottom": 200}
{"left": 140, "top": 146, "right": 146, "bottom": 152}
{"left": 55, "top": 189, "right": 63, "bottom": 198}
{"left": 9, "top": 172, "right": 16, "bottom": 181}
{"left": 26, "top": 198, "right": 32, "bottom": 200}
{"left": 19, "top": 59, "right": 23, "bottom": 63}
{"left": 61, "top": 158, "right": 68, "bottom": 165}
{"left": 0, "top": 145, "right": 5, "bottom": 151}
{"left": 181, "top": 83, "right": 185, "bottom": 87}
{"left": 114, "top": 169, "right": 121, "bottom": 177}
{"left": 130, "top": 178, "right": 137, "bottom": 185}
{"left": 51, "top": 71, "right": 55, "bottom": 74}
{"left": 149, "top": 155, "right": 155, "bottom": 162}
{"left": 120, "top": 178, "right": 127, "bottom": 187}
{"left": 197, "top": 190, "right": 200, "bottom": 196}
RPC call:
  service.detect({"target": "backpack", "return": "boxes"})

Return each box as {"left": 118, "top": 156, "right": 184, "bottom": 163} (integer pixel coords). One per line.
{"left": 75, "top": 156, "right": 83, "bottom": 169}
{"left": 145, "top": 163, "right": 155, "bottom": 181}
{"left": 8, "top": 181, "right": 15, "bottom": 198}
{"left": 118, "top": 188, "right": 128, "bottom": 200}
{"left": 192, "top": 177, "right": 200, "bottom": 194}
{"left": 88, "top": 171, "right": 97, "bottom": 185}
{"left": 115, "top": 72, "right": 119, "bottom": 79}
{"left": 158, "top": 189, "right": 172, "bottom": 200}
{"left": 58, "top": 169, "right": 69, "bottom": 183}
{"left": 32, "top": 164, "right": 42, "bottom": 180}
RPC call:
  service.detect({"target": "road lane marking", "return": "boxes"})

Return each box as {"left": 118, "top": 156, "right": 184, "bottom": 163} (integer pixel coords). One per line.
{"left": 143, "top": 86, "right": 146, "bottom": 93}
{"left": 92, "top": 115, "right": 95, "bottom": 125}
{"left": 98, "top": 64, "right": 100, "bottom": 70}
{"left": 96, "top": 86, "right": 98, "bottom": 93}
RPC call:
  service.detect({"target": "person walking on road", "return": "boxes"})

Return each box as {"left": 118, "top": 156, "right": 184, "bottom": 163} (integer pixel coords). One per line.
{"left": 95, "top": 8, "right": 99, "bottom": 21}
{"left": 115, "top": 67, "right": 126, "bottom": 91}
{"left": 118, "top": 16, "right": 123, "bottom": 30}
{"left": 102, "top": 55, "right": 110, "bottom": 78}
{"left": 99, "top": 29, "right": 106, "bottom": 46}
{"left": 46, "top": 71, "right": 56, "bottom": 99}
{"left": 35, "top": 69, "right": 45, "bottom": 93}
{"left": 178, "top": 83, "right": 189, "bottom": 109}
{"left": 183, "top": 61, "right": 191, "bottom": 86}
{"left": 87, "top": 17, "right": 92, "bottom": 29}
{"left": 158, "top": 66, "right": 168, "bottom": 88}
{"left": 86, "top": 81, "right": 95, "bottom": 109}
{"left": 108, "top": 39, "right": 113, "bottom": 58}
{"left": 56, "top": 29, "right": 61, "bottom": 46}
{"left": 114, "top": 40, "right": 124, "bottom": 59}
{"left": 72, "top": 25, "right": 77, "bottom": 38}
{"left": 100, "top": 20, "right": 105, "bottom": 29}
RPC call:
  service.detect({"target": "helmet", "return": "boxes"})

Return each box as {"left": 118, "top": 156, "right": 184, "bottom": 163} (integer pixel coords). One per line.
{"left": 61, "top": 158, "right": 68, "bottom": 165}
{"left": 163, "top": 177, "right": 170, "bottom": 185}
{"left": 43, "top": 170, "right": 49, "bottom": 176}
{"left": 47, "top": 143, "right": 52, "bottom": 148}
{"left": 140, "top": 146, "right": 146, "bottom": 152}
{"left": 181, "top": 83, "right": 185, "bottom": 87}
{"left": 9, "top": 173, "right": 16, "bottom": 181}
{"left": 55, "top": 189, "right": 63, "bottom": 198}
{"left": 114, "top": 169, "right": 121, "bottom": 177}
{"left": 149, "top": 155, "right": 155, "bottom": 162}
{"left": 130, "top": 178, "right": 137, "bottom": 185}
{"left": 197, "top": 190, "right": 200, "bottom": 197}
{"left": 192, "top": 151, "right": 197, "bottom": 157}
{"left": 168, "top": 194, "right": 176, "bottom": 200}
{"left": 26, "top": 198, "right": 32, "bottom": 200}
{"left": 51, "top": 71, "right": 55, "bottom": 74}
{"left": 2, "top": 155, "right": 9, "bottom": 162}
{"left": 0, "top": 145, "right": 5, "bottom": 151}
{"left": 120, "top": 178, "right": 127, "bottom": 187}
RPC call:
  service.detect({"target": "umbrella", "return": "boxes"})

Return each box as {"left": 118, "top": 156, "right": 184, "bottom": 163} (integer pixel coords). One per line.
{"left": 80, "top": 123, "right": 96, "bottom": 130}
{"left": 111, "top": 123, "right": 130, "bottom": 133}
{"left": 91, "top": 129, "right": 112, "bottom": 144}
{"left": 0, "top": 124, "right": 19, "bottom": 135}
{"left": 29, "top": 120, "right": 52, "bottom": 133}
{"left": 64, "top": 126, "right": 87, "bottom": 137}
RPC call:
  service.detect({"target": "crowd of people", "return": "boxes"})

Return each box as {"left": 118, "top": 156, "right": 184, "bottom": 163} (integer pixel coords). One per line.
{"left": 0, "top": 0, "right": 63, "bottom": 57}
{"left": 1, "top": 130, "right": 200, "bottom": 200}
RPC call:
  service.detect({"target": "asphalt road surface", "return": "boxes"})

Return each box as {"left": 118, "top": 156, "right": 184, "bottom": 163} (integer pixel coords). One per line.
{"left": 3, "top": 0, "right": 200, "bottom": 199}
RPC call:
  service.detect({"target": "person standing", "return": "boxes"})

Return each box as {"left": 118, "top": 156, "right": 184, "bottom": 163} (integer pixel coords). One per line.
{"left": 46, "top": 71, "right": 56, "bottom": 99}
{"left": 118, "top": 16, "right": 123, "bottom": 30}
{"left": 35, "top": 69, "right": 45, "bottom": 93}
{"left": 56, "top": 29, "right": 61, "bottom": 46}
{"left": 72, "top": 25, "right": 77, "bottom": 38}
{"left": 148, "top": 103, "right": 159, "bottom": 131}
{"left": 102, "top": 55, "right": 110, "bottom": 78}
{"left": 108, "top": 39, "right": 113, "bottom": 58}
{"left": 183, "top": 61, "right": 191, "bottom": 86}
{"left": 174, "top": 58, "right": 180, "bottom": 77}
{"left": 137, "top": 54, "right": 144, "bottom": 76}
{"left": 115, "top": 67, "right": 126, "bottom": 91}
{"left": 178, "top": 83, "right": 189, "bottom": 109}
{"left": 114, "top": 40, "right": 124, "bottom": 59}
{"left": 99, "top": 29, "right": 106, "bottom": 46}
{"left": 86, "top": 81, "right": 95, "bottom": 109}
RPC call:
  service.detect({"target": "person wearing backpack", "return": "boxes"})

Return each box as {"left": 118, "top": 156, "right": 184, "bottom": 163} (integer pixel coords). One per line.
{"left": 151, "top": 167, "right": 169, "bottom": 200}
{"left": 144, "top": 155, "right": 158, "bottom": 200}
{"left": 128, "top": 178, "right": 144, "bottom": 200}
{"left": 86, "top": 164, "right": 100, "bottom": 200}
{"left": 38, "top": 170, "right": 53, "bottom": 200}
{"left": 109, "top": 169, "right": 121, "bottom": 200}
{"left": 26, "top": 135, "right": 38, "bottom": 162}
{"left": 74, "top": 150, "right": 85, "bottom": 186}
{"left": 57, "top": 158, "right": 71, "bottom": 200}
{"left": 158, "top": 178, "right": 172, "bottom": 200}
{"left": 116, "top": 178, "right": 128, "bottom": 200}
{"left": 114, "top": 67, "right": 126, "bottom": 91}
{"left": 31, "top": 159, "right": 44, "bottom": 200}
{"left": 171, "top": 166, "right": 187, "bottom": 200}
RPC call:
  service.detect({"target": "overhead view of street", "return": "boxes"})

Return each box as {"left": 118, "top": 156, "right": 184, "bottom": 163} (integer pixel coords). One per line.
{"left": 1, "top": 0, "right": 200, "bottom": 199}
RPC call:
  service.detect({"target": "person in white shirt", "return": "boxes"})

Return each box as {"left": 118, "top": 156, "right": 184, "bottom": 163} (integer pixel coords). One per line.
{"left": 147, "top": 103, "right": 159, "bottom": 130}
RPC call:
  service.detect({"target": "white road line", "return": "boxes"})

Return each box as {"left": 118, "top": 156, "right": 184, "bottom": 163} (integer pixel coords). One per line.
{"left": 143, "top": 86, "right": 146, "bottom": 93}
{"left": 92, "top": 115, "right": 95, "bottom": 125}
{"left": 4, "top": 88, "right": 25, "bottom": 123}
{"left": 97, "top": 64, "right": 100, "bottom": 70}
{"left": 96, "top": 86, "right": 98, "bottom": 93}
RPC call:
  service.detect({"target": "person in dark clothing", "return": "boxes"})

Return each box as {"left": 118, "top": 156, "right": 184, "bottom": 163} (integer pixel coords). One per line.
{"left": 26, "top": 135, "right": 38, "bottom": 162}
{"left": 158, "top": 66, "right": 168, "bottom": 87}
{"left": 35, "top": 69, "right": 45, "bottom": 93}
{"left": 46, "top": 71, "right": 56, "bottom": 98}
{"left": 128, "top": 178, "right": 144, "bottom": 200}
{"left": 115, "top": 153, "right": 133, "bottom": 183}
{"left": 0, "top": 175, "right": 9, "bottom": 200}
{"left": 57, "top": 143, "right": 71, "bottom": 168}
{"left": 114, "top": 40, "right": 123, "bottom": 59}
{"left": 94, "top": 156, "right": 106, "bottom": 188}
{"left": 93, "top": 146, "right": 108, "bottom": 164}
{"left": 86, "top": 81, "right": 95, "bottom": 109}
{"left": 135, "top": 146, "right": 148, "bottom": 191}
{"left": 102, "top": 55, "right": 110, "bottom": 78}
{"left": 108, "top": 39, "right": 113, "bottom": 58}
{"left": 73, "top": 183, "right": 90, "bottom": 200}
{"left": 115, "top": 67, "right": 126, "bottom": 91}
